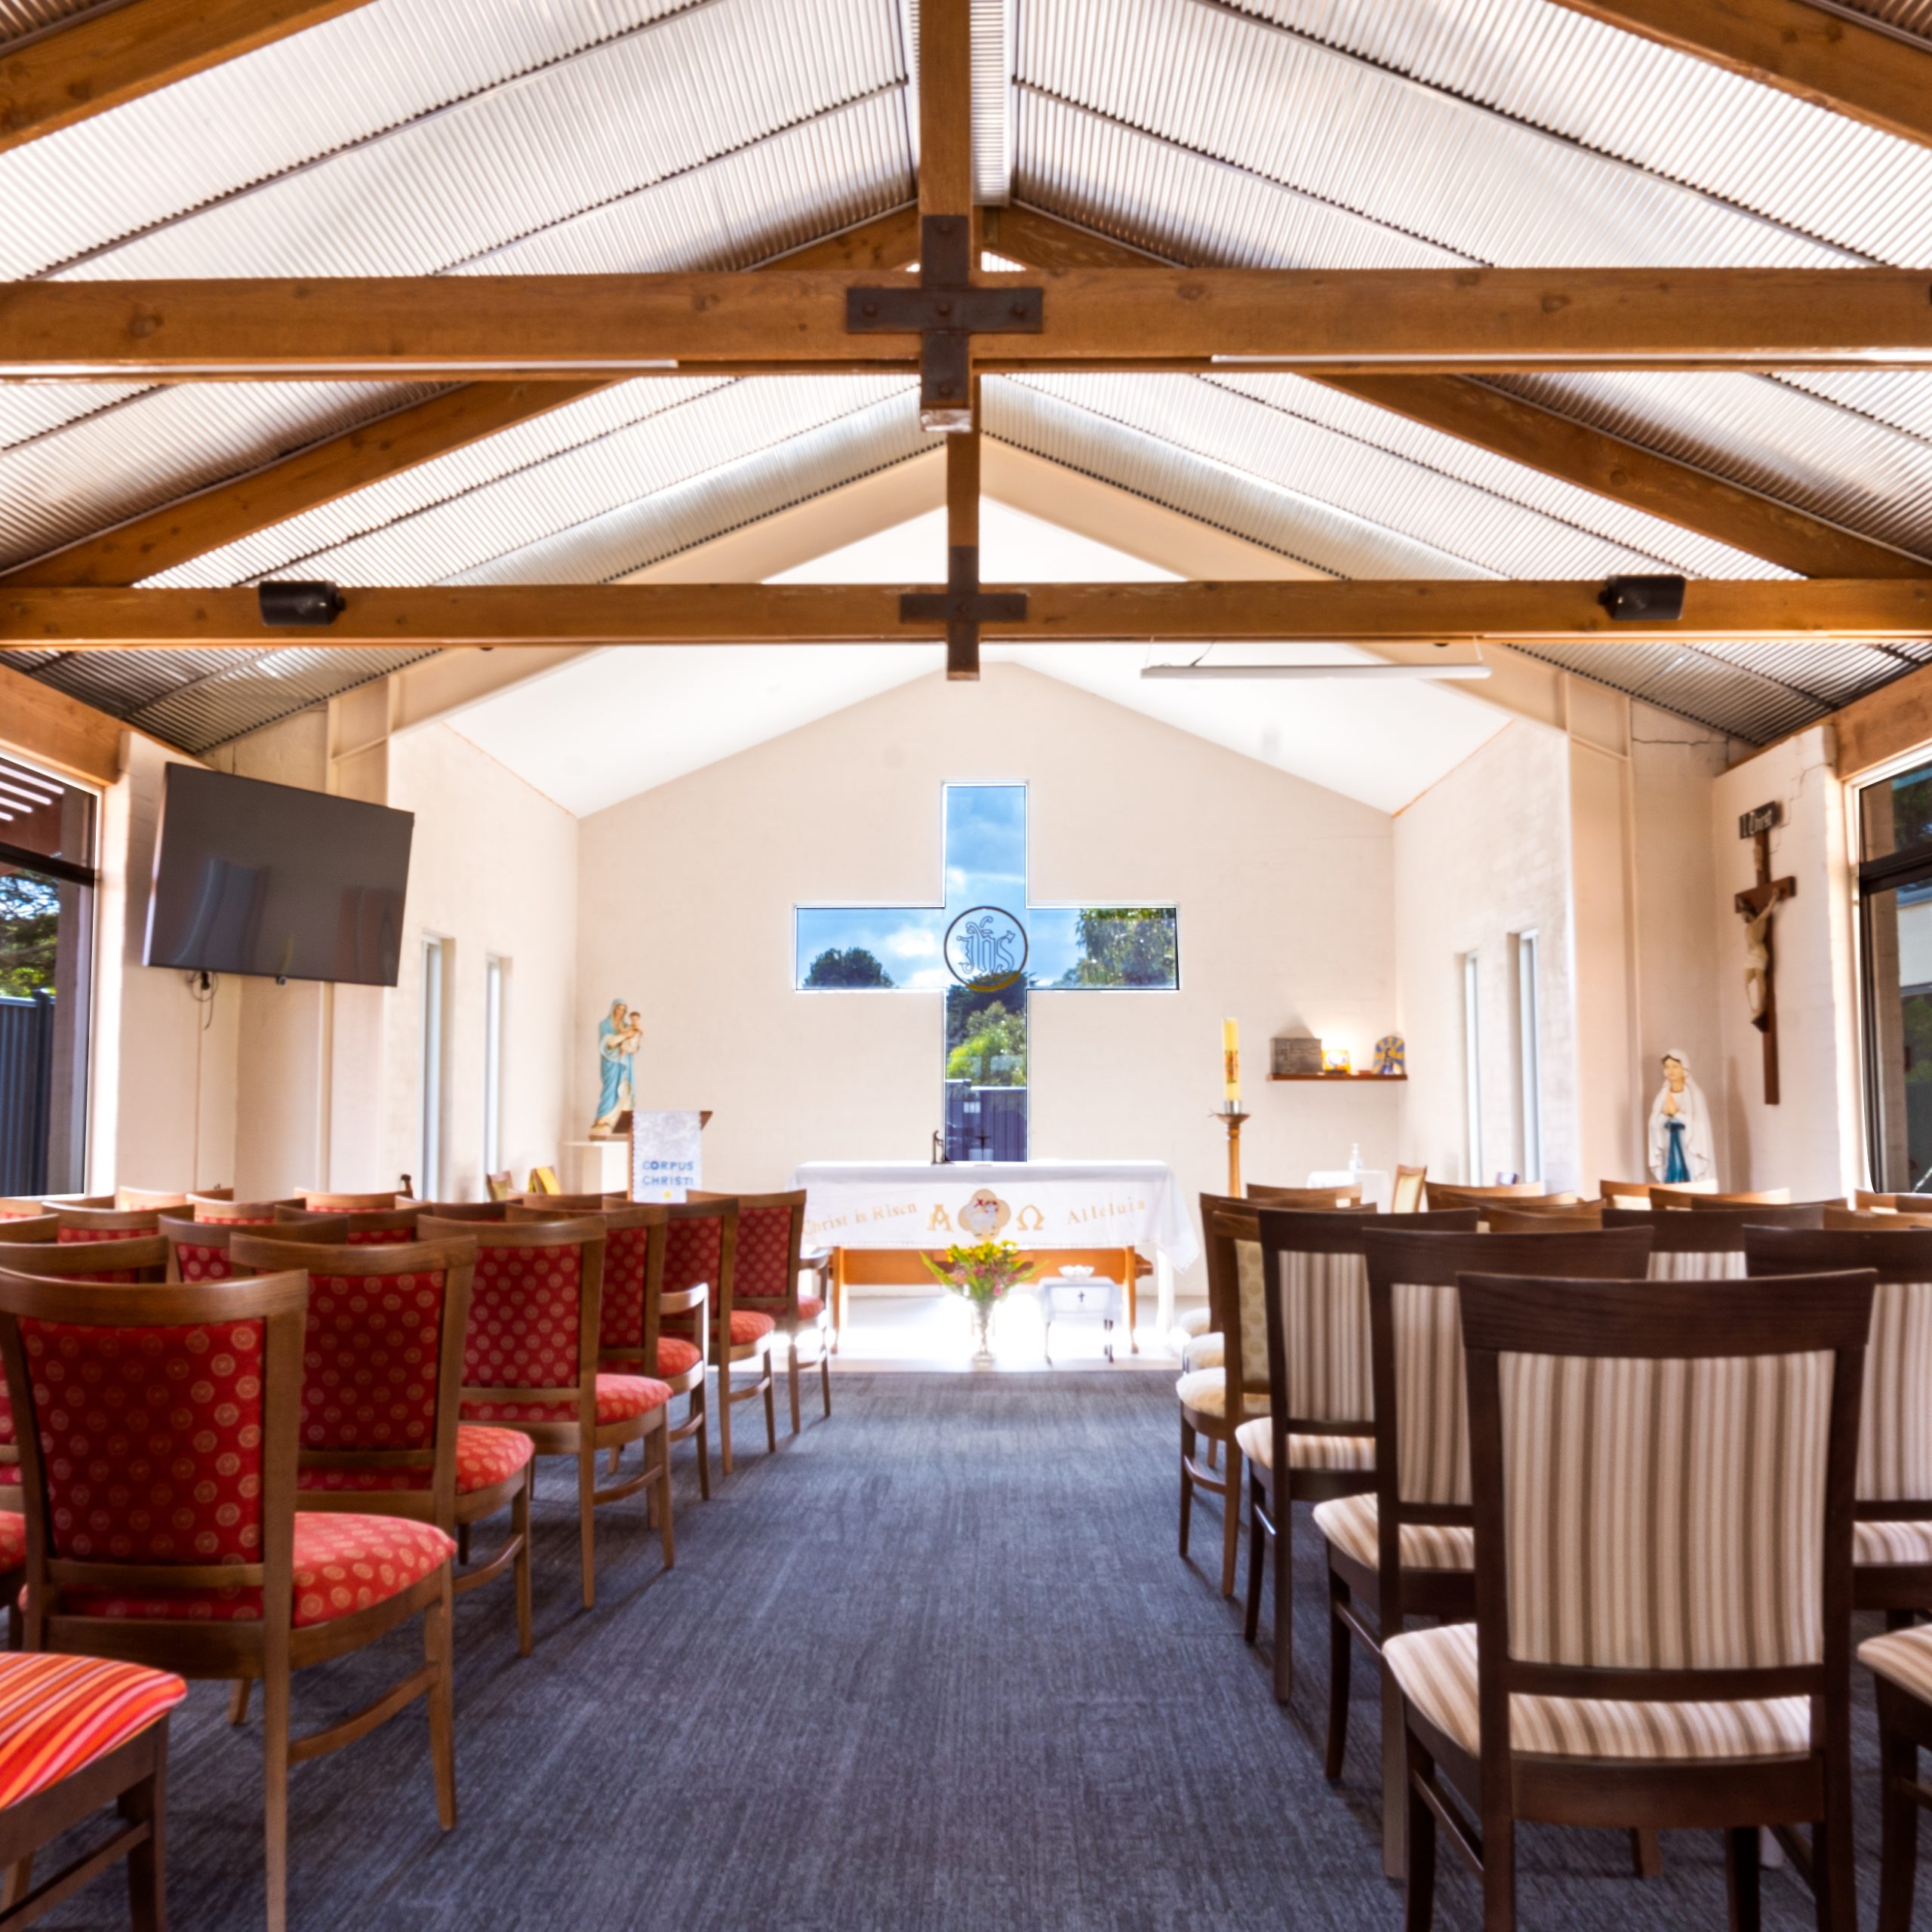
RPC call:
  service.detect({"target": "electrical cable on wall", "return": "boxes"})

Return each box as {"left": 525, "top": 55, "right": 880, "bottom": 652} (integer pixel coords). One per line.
{"left": 185, "top": 971, "right": 218, "bottom": 1192}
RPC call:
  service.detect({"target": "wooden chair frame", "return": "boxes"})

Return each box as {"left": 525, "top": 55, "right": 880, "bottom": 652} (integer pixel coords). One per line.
{"left": 0, "top": 1268, "right": 454, "bottom": 1932}
{"left": 1857, "top": 1190, "right": 1932, "bottom": 1214}
{"left": 0, "top": 1203, "right": 51, "bottom": 1223}
{"left": 1652, "top": 1185, "right": 1792, "bottom": 1209}
{"left": 232, "top": 1234, "right": 531, "bottom": 1657}
{"left": 1746, "top": 1225, "right": 1932, "bottom": 1623}
{"left": 0, "top": 1713, "right": 171, "bottom": 1932}
{"left": 1823, "top": 1205, "right": 1932, "bottom": 1230}
{"left": 411, "top": 1201, "right": 510, "bottom": 1223}
{"left": 0, "top": 1220, "right": 57, "bottom": 1246}
{"left": 1484, "top": 1206, "right": 1602, "bottom": 1233}
{"left": 294, "top": 1192, "right": 401, "bottom": 1212}
{"left": 1337, "top": 1226, "right": 1654, "bottom": 1877}
{"left": 0, "top": 1240, "right": 169, "bottom": 1285}
{"left": 110, "top": 1191, "right": 189, "bottom": 1213}
{"left": 1247, "top": 1183, "right": 1364, "bottom": 1209}
{"left": 1245, "top": 1208, "right": 1478, "bottom": 1702}
{"left": 1182, "top": 1195, "right": 1262, "bottom": 1600}
{"left": 1400, "top": 1269, "right": 1870, "bottom": 1932}
{"left": 678, "top": 1195, "right": 776, "bottom": 1475}
{"left": 1421, "top": 1183, "right": 1549, "bottom": 1211}
{"left": 159, "top": 1217, "right": 349, "bottom": 1281}
{"left": 185, "top": 1199, "right": 293, "bottom": 1225}
{"left": 418, "top": 1216, "right": 672, "bottom": 1609}
{"left": 50, "top": 1209, "right": 162, "bottom": 1241}
{"left": 729, "top": 1190, "right": 828, "bottom": 1438}
{"left": 1598, "top": 1177, "right": 1655, "bottom": 1207}
{"left": 1872, "top": 1670, "right": 1932, "bottom": 1932}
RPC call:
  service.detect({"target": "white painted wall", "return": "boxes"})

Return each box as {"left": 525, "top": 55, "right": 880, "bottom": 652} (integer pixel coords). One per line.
{"left": 89, "top": 734, "right": 240, "bottom": 1195}
{"left": 1392, "top": 721, "right": 1581, "bottom": 1190}
{"left": 574, "top": 663, "right": 1398, "bottom": 1289}
{"left": 1709, "top": 727, "right": 1860, "bottom": 1198}
{"left": 377, "top": 723, "right": 577, "bottom": 1200}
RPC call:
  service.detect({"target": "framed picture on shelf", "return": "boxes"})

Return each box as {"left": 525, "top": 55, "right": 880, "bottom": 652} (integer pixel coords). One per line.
{"left": 1322, "top": 1049, "right": 1352, "bottom": 1074}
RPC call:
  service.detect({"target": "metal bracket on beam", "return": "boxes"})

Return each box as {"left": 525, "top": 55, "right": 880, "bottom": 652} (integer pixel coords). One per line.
{"left": 847, "top": 214, "right": 1043, "bottom": 432}
{"left": 900, "top": 546, "right": 1026, "bottom": 681}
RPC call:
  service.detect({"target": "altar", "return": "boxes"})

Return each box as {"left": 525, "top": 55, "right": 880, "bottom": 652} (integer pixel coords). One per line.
{"left": 794, "top": 1160, "right": 1199, "bottom": 1350}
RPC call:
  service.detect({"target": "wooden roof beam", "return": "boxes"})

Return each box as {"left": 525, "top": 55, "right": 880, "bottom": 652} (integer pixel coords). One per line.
{"left": 1549, "top": 0, "right": 1932, "bottom": 154}
{"left": 8, "top": 265, "right": 1932, "bottom": 379}
{"left": 982, "top": 205, "right": 1923, "bottom": 581}
{"left": 8, "top": 577, "right": 1932, "bottom": 649}
{"left": 1, "top": 205, "right": 923, "bottom": 590}
{"left": 0, "top": 0, "right": 376, "bottom": 155}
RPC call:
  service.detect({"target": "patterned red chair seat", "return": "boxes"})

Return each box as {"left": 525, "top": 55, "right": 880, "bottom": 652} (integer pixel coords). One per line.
{"left": 297, "top": 1424, "right": 534, "bottom": 1497}
{"left": 725, "top": 1307, "right": 775, "bottom": 1343}
{"left": 651, "top": 1334, "right": 703, "bottom": 1378}
{"left": 174, "top": 1240, "right": 233, "bottom": 1283}
{"left": 57, "top": 1227, "right": 137, "bottom": 1244}
{"left": 0, "top": 1510, "right": 23, "bottom": 1570}
{"left": 464, "top": 1373, "right": 670, "bottom": 1427}
{"left": 0, "top": 1654, "right": 186, "bottom": 1810}
{"left": 52, "top": 1513, "right": 454, "bottom": 1627}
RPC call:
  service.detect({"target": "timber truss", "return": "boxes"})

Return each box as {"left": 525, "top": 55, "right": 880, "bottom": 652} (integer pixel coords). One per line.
{"left": 5, "top": 0, "right": 1932, "bottom": 682}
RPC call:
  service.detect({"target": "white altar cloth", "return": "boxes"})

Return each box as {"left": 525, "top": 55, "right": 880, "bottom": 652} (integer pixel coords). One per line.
{"left": 792, "top": 1160, "right": 1201, "bottom": 1269}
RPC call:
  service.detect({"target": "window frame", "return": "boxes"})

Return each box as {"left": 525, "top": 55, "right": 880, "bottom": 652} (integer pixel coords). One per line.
{"left": 1513, "top": 931, "right": 1543, "bottom": 1186}
{"left": 1462, "top": 949, "right": 1484, "bottom": 1185}
{"left": 420, "top": 937, "right": 448, "bottom": 1199}
{"left": 1857, "top": 790, "right": 1932, "bottom": 1195}
{"left": 482, "top": 954, "right": 506, "bottom": 1177}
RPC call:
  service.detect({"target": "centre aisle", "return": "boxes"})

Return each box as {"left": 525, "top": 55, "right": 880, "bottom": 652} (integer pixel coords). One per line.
{"left": 93, "top": 1378, "right": 1885, "bottom": 1930}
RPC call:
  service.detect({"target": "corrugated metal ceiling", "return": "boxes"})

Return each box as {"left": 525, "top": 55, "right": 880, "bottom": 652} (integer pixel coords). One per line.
{"left": 4, "top": 0, "right": 1932, "bottom": 758}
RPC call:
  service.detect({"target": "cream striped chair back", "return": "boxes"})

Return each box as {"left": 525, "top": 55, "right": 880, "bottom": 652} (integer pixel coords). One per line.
{"left": 1199, "top": 1195, "right": 1267, "bottom": 1415}
{"left": 1361, "top": 1229, "right": 1654, "bottom": 1594}
{"left": 1606, "top": 1201, "right": 1824, "bottom": 1282}
{"left": 1746, "top": 1226, "right": 1932, "bottom": 1510}
{"left": 1460, "top": 1270, "right": 1870, "bottom": 1685}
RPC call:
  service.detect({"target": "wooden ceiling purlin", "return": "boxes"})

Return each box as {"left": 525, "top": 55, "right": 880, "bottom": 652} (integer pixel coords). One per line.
{"left": 0, "top": 0, "right": 378, "bottom": 155}
{"left": 983, "top": 205, "right": 1927, "bottom": 583}
{"left": 8, "top": 577, "right": 1932, "bottom": 651}
{"left": 9, "top": 266, "right": 1932, "bottom": 380}
{"left": 1546, "top": 0, "right": 1932, "bottom": 155}
{"left": 0, "top": 205, "right": 925, "bottom": 592}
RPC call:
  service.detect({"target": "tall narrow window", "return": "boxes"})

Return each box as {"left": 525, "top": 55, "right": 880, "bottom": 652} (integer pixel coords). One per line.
{"left": 482, "top": 955, "right": 506, "bottom": 1177}
{"left": 1860, "top": 760, "right": 1932, "bottom": 1195}
{"left": 1462, "top": 951, "right": 1484, "bottom": 1184}
{"left": 0, "top": 755, "right": 94, "bottom": 1195}
{"left": 420, "top": 938, "right": 446, "bottom": 1198}
{"left": 1514, "top": 931, "right": 1543, "bottom": 1184}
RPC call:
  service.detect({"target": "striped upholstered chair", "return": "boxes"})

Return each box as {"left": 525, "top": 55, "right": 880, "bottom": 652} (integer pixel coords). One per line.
{"left": 0, "top": 1264, "right": 457, "bottom": 1932}
{"left": 232, "top": 1231, "right": 534, "bottom": 1657}
{"left": 1177, "top": 1195, "right": 1269, "bottom": 1599}
{"left": 1243, "top": 1208, "right": 1477, "bottom": 1702}
{"left": 1390, "top": 1268, "right": 1871, "bottom": 1930}
{"left": 421, "top": 1214, "right": 673, "bottom": 1607}
{"left": 1747, "top": 1225, "right": 1932, "bottom": 1621}
{"left": 0, "top": 1652, "right": 186, "bottom": 1927}
{"left": 1605, "top": 1201, "right": 1823, "bottom": 1279}
{"left": 1321, "top": 1226, "right": 1652, "bottom": 1877}
{"left": 1863, "top": 1625, "right": 1932, "bottom": 1930}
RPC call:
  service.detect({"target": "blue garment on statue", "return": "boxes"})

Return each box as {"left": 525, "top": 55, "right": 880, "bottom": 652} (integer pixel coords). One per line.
{"left": 1664, "top": 1118, "right": 1690, "bottom": 1185}
{"left": 596, "top": 1020, "right": 626, "bottom": 1119}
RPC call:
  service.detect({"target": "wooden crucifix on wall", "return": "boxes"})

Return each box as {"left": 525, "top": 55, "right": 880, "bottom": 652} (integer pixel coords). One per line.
{"left": 1735, "top": 801, "right": 1797, "bottom": 1106}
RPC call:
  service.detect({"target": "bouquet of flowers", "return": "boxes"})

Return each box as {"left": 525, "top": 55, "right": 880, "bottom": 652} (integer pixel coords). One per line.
{"left": 923, "top": 1238, "right": 1035, "bottom": 1310}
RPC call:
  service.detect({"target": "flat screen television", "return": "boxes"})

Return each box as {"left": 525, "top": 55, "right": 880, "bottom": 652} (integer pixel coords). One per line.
{"left": 145, "top": 766, "right": 415, "bottom": 986}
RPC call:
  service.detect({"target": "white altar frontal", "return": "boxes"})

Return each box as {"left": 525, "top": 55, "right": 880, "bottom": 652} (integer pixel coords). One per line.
{"left": 793, "top": 1160, "right": 1198, "bottom": 1343}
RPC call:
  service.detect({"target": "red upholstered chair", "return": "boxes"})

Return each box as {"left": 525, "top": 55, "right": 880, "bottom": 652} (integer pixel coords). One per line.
{"left": 232, "top": 1232, "right": 534, "bottom": 1657}
{"left": 0, "top": 1204, "right": 46, "bottom": 1223}
{"left": 111, "top": 1190, "right": 189, "bottom": 1214}
{"left": 0, "top": 1218, "right": 57, "bottom": 1245}
{"left": 160, "top": 1216, "right": 349, "bottom": 1285}
{"left": 274, "top": 1204, "right": 418, "bottom": 1247}
{"left": 414, "top": 1201, "right": 509, "bottom": 1223}
{"left": 294, "top": 1192, "right": 403, "bottom": 1212}
{"left": 0, "top": 1266, "right": 457, "bottom": 1932}
{"left": 729, "top": 1190, "right": 829, "bottom": 1436}
{"left": 52, "top": 1209, "right": 160, "bottom": 1245}
{"left": 0, "top": 1652, "right": 186, "bottom": 1930}
{"left": 0, "top": 1242, "right": 170, "bottom": 1514}
{"left": 420, "top": 1216, "right": 674, "bottom": 1608}
{"left": 664, "top": 1196, "right": 774, "bottom": 1475}
{"left": 537, "top": 1203, "right": 712, "bottom": 1500}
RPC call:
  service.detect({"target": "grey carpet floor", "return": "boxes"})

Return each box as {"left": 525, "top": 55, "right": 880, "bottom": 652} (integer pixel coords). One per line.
{"left": 28, "top": 1373, "right": 1931, "bottom": 1928}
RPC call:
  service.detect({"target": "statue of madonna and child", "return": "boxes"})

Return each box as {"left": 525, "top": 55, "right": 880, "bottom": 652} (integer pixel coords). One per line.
{"left": 590, "top": 999, "right": 643, "bottom": 1137}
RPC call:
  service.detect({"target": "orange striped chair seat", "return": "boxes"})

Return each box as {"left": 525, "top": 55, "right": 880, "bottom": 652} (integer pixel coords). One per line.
{"left": 0, "top": 1654, "right": 186, "bottom": 1810}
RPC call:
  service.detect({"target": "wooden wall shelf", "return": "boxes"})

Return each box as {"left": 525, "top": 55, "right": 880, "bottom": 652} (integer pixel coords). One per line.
{"left": 1267, "top": 1072, "right": 1407, "bottom": 1083}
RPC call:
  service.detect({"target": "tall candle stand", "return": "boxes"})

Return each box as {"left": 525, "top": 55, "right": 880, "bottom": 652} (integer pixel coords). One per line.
{"left": 1214, "top": 1102, "right": 1250, "bottom": 1198}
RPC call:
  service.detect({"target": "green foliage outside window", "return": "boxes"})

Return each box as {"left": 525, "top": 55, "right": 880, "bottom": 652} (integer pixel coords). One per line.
{"left": 1057, "top": 906, "right": 1179, "bottom": 988}
{"left": 0, "top": 872, "right": 59, "bottom": 1000}
{"left": 804, "top": 946, "right": 895, "bottom": 988}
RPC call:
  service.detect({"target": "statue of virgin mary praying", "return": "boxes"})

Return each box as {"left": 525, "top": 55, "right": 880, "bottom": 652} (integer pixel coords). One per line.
{"left": 1647, "top": 1049, "right": 1715, "bottom": 1185}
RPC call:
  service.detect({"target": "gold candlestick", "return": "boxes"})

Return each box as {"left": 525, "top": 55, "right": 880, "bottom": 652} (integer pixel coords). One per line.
{"left": 1214, "top": 1103, "right": 1251, "bottom": 1198}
